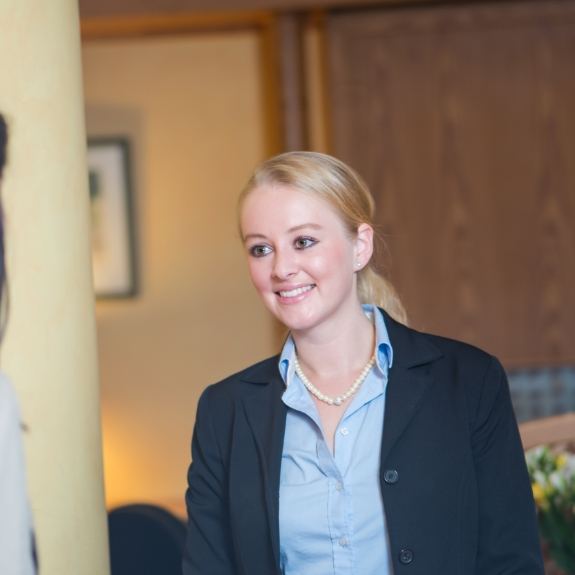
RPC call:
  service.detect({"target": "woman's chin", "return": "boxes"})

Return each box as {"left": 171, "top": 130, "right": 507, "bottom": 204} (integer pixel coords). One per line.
{"left": 268, "top": 304, "right": 317, "bottom": 333}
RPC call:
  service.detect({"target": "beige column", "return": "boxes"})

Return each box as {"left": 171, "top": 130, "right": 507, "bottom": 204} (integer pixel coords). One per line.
{"left": 0, "top": 2, "right": 109, "bottom": 574}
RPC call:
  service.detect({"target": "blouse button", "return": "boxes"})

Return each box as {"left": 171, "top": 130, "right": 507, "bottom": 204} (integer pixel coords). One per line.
{"left": 340, "top": 427, "right": 349, "bottom": 436}
{"left": 338, "top": 537, "right": 348, "bottom": 547}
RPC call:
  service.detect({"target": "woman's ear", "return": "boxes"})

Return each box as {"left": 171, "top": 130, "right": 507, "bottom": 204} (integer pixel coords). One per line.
{"left": 354, "top": 223, "right": 374, "bottom": 271}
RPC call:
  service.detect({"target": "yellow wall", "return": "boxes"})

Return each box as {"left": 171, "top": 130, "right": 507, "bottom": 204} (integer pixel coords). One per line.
{"left": 82, "top": 31, "right": 276, "bottom": 511}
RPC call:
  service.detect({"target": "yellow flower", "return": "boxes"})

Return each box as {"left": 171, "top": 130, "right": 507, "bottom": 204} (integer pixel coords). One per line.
{"left": 532, "top": 483, "right": 547, "bottom": 509}
{"left": 556, "top": 454, "right": 567, "bottom": 469}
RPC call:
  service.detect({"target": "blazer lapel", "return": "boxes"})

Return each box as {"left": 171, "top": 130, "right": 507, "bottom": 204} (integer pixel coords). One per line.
{"left": 380, "top": 310, "right": 443, "bottom": 465}
{"left": 240, "top": 363, "right": 287, "bottom": 573}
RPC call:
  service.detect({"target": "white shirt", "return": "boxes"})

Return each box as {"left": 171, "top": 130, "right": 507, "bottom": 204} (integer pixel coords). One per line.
{"left": 0, "top": 373, "right": 35, "bottom": 575}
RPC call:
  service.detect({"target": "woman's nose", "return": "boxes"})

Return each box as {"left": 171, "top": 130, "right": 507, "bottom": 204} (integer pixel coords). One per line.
{"left": 272, "top": 250, "right": 298, "bottom": 280}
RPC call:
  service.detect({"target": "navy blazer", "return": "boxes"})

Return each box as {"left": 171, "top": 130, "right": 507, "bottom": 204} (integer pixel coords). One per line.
{"left": 183, "top": 309, "right": 544, "bottom": 575}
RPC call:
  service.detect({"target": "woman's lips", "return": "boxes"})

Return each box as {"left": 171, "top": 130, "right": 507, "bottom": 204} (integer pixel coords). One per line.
{"left": 275, "top": 284, "right": 316, "bottom": 303}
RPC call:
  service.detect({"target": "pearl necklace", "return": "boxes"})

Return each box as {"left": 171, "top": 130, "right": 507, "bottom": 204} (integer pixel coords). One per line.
{"left": 293, "top": 353, "right": 376, "bottom": 406}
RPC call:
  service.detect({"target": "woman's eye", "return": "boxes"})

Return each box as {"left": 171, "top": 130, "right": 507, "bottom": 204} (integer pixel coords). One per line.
{"left": 249, "top": 244, "right": 272, "bottom": 257}
{"left": 294, "top": 236, "right": 317, "bottom": 250}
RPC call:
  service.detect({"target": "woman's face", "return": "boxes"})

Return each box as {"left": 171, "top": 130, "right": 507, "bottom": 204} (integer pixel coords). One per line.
{"left": 240, "top": 183, "right": 372, "bottom": 335}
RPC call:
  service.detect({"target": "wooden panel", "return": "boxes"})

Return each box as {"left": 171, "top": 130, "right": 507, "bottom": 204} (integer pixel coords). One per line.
{"left": 328, "top": 1, "right": 575, "bottom": 366}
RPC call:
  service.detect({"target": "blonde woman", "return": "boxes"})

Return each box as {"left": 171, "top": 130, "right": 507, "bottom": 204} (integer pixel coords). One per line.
{"left": 183, "top": 151, "right": 543, "bottom": 575}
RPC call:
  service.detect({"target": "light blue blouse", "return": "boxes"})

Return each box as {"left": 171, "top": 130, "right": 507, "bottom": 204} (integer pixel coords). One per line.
{"left": 278, "top": 305, "right": 393, "bottom": 575}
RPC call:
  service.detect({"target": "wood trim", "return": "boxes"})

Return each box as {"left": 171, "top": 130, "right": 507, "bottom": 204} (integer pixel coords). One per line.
{"left": 259, "top": 14, "right": 285, "bottom": 156}
{"left": 277, "top": 13, "right": 308, "bottom": 150}
{"left": 81, "top": 11, "right": 272, "bottom": 40}
{"left": 308, "top": 10, "right": 332, "bottom": 153}
{"left": 520, "top": 413, "right": 575, "bottom": 450}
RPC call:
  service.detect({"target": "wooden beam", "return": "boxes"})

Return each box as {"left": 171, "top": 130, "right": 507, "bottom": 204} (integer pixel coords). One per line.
{"left": 79, "top": 0, "right": 432, "bottom": 19}
{"left": 81, "top": 11, "right": 272, "bottom": 40}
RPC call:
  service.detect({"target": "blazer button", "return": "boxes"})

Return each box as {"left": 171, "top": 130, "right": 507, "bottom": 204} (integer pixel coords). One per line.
{"left": 383, "top": 469, "right": 399, "bottom": 484}
{"left": 399, "top": 548, "right": 414, "bottom": 564}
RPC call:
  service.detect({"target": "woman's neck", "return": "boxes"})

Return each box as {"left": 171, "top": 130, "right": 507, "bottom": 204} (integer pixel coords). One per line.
{"left": 291, "top": 305, "right": 375, "bottom": 379}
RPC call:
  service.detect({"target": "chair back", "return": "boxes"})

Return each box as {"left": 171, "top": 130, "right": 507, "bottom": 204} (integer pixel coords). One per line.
{"left": 108, "top": 503, "right": 186, "bottom": 575}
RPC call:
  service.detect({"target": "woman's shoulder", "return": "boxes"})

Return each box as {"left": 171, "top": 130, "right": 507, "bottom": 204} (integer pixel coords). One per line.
{"left": 421, "top": 329, "right": 496, "bottom": 366}
{"left": 381, "top": 307, "right": 497, "bottom": 371}
{"left": 414, "top": 324, "right": 504, "bottom": 382}
{"left": 393, "top": 322, "right": 509, "bottom": 425}
{"left": 398, "top": 320, "right": 509, "bottom": 411}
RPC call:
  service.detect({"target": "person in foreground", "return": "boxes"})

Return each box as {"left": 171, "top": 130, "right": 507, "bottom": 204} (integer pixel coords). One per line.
{"left": 183, "top": 151, "right": 543, "bottom": 575}
{"left": 0, "top": 114, "right": 36, "bottom": 574}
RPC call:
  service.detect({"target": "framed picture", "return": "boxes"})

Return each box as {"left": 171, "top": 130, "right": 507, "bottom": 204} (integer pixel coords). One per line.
{"left": 87, "top": 138, "right": 138, "bottom": 298}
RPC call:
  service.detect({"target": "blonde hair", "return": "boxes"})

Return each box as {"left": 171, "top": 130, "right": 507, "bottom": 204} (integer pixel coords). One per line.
{"left": 239, "top": 151, "right": 407, "bottom": 324}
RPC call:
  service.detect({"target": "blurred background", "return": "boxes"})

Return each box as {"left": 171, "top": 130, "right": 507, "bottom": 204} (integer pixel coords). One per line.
{"left": 79, "top": 0, "right": 575, "bottom": 516}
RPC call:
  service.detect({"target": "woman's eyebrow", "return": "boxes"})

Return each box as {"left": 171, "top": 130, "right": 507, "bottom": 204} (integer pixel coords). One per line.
{"left": 243, "top": 233, "right": 268, "bottom": 241}
{"left": 243, "top": 223, "right": 322, "bottom": 242}
{"left": 287, "top": 223, "right": 323, "bottom": 233}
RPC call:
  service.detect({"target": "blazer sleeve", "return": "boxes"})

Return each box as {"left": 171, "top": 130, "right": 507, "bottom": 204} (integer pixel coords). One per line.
{"left": 183, "top": 386, "right": 237, "bottom": 575}
{"left": 471, "top": 356, "right": 544, "bottom": 574}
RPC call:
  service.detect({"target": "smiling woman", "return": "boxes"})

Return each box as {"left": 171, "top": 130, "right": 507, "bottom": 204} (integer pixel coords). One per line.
{"left": 183, "top": 151, "right": 544, "bottom": 575}
{"left": 239, "top": 152, "right": 406, "bottom": 327}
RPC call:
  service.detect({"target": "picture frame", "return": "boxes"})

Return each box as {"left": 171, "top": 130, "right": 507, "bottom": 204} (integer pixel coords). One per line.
{"left": 87, "top": 138, "right": 138, "bottom": 298}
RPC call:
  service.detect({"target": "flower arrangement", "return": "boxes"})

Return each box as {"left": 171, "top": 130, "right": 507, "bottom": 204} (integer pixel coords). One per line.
{"left": 526, "top": 446, "right": 575, "bottom": 574}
